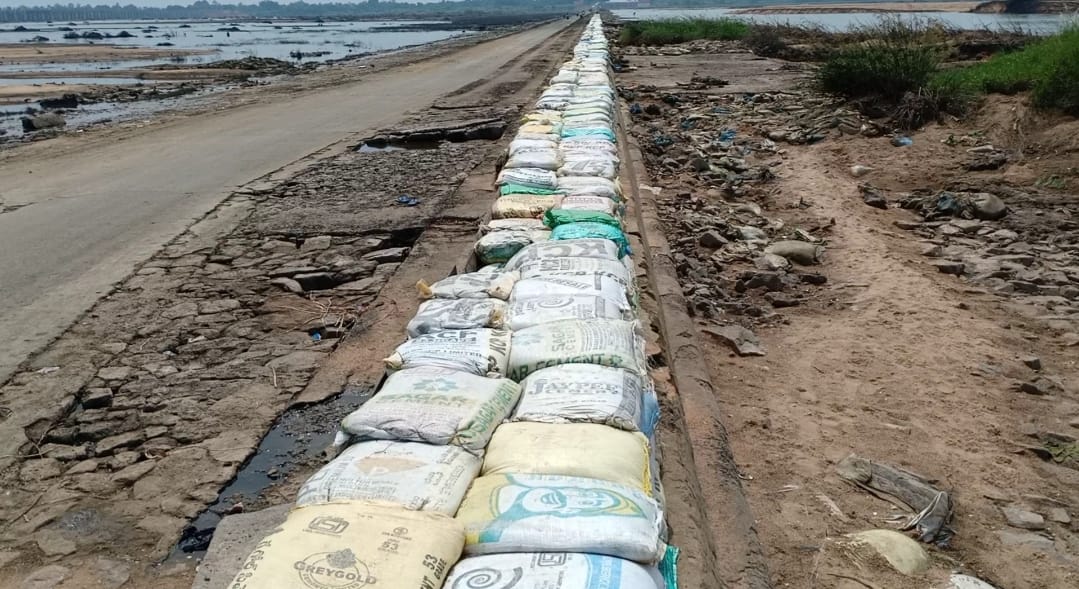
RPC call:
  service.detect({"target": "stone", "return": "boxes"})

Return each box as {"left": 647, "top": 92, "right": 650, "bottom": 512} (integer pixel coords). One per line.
{"left": 144, "top": 425, "right": 169, "bottom": 439}
{"left": 292, "top": 272, "right": 336, "bottom": 291}
{"left": 93, "top": 557, "right": 132, "bottom": 589}
{"left": 704, "top": 325, "right": 765, "bottom": 356}
{"left": 689, "top": 157, "right": 711, "bottom": 172}
{"left": 844, "top": 529, "right": 929, "bottom": 575}
{"left": 1047, "top": 508, "right": 1071, "bottom": 524}
{"left": 113, "top": 460, "right": 157, "bottom": 486}
{"left": 699, "top": 230, "right": 728, "bottom": 248}
{"left": 77, "top": 421, "right": 119, "bottom": 442}
{"left": 81, "top": 387, "right": 113, "bottom": 409}
{"left": 1019, "top": 376, "right": 1062, "bottom": 395}
{"left": 765, "top": 292, "right": 800, "bottom": 308}
{"left": 765, "top": 240, "right": 823, "bottom": 265}
{"left": 738, "top": 226, "right": 767, "bottom": 241}
{"left": 951, "top": 219, "right": 983, "bottom": 234}
{"left": 948, "top": 574, "right": 999, "bottom": 589}
{"left": 266, "top": 350, "right": 326, "bottom": 373}
{"left": 95, "top": 431, "right": 145, "bottom": 456}
{"left": 40, "top": 443, "right": 88, "bottom": 461}
{"left": 198, "top": 299, "right": 241, "bottom": 315}
{"left": 850, "top": 164, "right": 875, "bottom": 178}
{"left": 932, "top": 261, "right": 966, "bottom": 275}
{"left": 191, "top": 506, "right": 292, "bottom": 589}
{"left": 861, "top": 186, "right": 888, "bottom": 209}
{"left": 1002, "top": 506, "right": 1045, "bottom": 530}
{"left": 921, "top": 244, "right": 943, "bottom": 258}
{"left": 335, "top": 276, "right": 385, "bottom": 295}
{"left": 971, "top": 192, "right": 1007, "bottom": 220}
{"left": 34, "top": 530, "right": 76, "bottom": 557}
{"left": 0, "top": 550, "right": 21, "bottom": 569}
{"left": 269, "top": 277, "right": 303, "bottom": 293}
{"left": 988, "top": 228, "right": 1019, "bottom": 241}
{"left": 260, "top": 239, "right": 296, "bottom": 253}
{"left": 20, "top": 459, "right": 62, "bottom": 481}
{"left": 22, "top": 113, "right": 66, "bottom": 132}
{"left": 162, "top": 301, "right": 199, "bottom": 320}
{"left": 1022, "top": 356, "right": 1042, "bottom": 371}
{"left": 299, "top": 235, "right": 332, "bottom": 252}
{"left": 105, "top": 451, "right": 140, "bottom": 470}
{"left": 66, "top": 459, "right": 99, "bottom": 475}
{"left": 894, "top": 220, "right": 922, "bottom": 230}
{"left": 361, "top": 247, "right": 409, "bottom": 263}
{"left": 96, "top": 366, "right": 132, "bottom": 382}
{"left": 19, "top": 564, "right": 69, "bottom": 589}
{"left": 742, "top": 271, "right": 785, "bottom": 291}
{"left": 268, "top": 265, "right": 320, "bottom": 278}
{"left": 995, "top": 530, "right": 1054, "bottom": 551}
{"left": 755, "top": 253, "right": 790, "bottom": 271}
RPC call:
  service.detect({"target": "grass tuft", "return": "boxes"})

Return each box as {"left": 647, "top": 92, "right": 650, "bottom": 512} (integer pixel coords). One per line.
{"left": 619, "top": 18, "right": 750, "bottom": 46}
{"left": 816, "top": 43, "right": 940, "bottom": 101}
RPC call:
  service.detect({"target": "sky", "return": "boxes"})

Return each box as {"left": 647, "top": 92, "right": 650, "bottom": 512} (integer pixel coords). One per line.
{"left": 0, "top": 0, "right": 451, "bottom": 7}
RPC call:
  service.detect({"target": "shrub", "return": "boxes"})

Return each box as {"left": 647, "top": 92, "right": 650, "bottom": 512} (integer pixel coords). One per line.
{"left": 817, "top": 43, "right": 940, "bottom": 101}
{"left": 1033, "top": 44, "right": 1079, "bottom": 115}
{"left": 619, "top": 18, "right": 750, "bottom": 46}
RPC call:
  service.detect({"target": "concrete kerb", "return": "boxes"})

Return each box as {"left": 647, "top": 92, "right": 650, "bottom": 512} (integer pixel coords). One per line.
{"left": 616, "top": 101, "right": 774, "bottom": 589}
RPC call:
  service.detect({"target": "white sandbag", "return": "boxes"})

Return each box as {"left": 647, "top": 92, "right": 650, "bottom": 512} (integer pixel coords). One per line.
{"left": 550, "top": 70, "right": 579, "bottom": 84}
{"left": 509, "top": 138, "right": 558, "bottom": 154}
{"left": 341, "top": 366, "right": 521, "bottom": 451}
{"left": 558, "top": 158, "right": 619, "bottom": 180}
{"left": 491, "top": 195, "right": 563, "bottom": 219}
{"left": 510, "top": 275, "right": 630, "bottom": 310}
{"left": 521, "top": 111, "right": 563, "bottom": 125}
{"left": 483, "top": 423, "right": 653, "bottom": 493}
{"left": 384, "top": 328, "right": 511, "bottom": 377}
{"left": 229, "top": 502, "right": 463, "bottom": 589}
{"left": 406, "top": 298, "right": 508, "bottom": 337}
{"left": 417, "top": 271, "right": 518, "bottom": 300}
{"left": 481, "top": 218, "right": 547, "bottom": 233}
{"left": 475, "top": 230, "right": 550, "bottom": 266}
{"left": 558, "top": 195, "right": 620, "bottom": 215}
{"left": 496, "top": 167, "right": 557, "bottom": 190}
{"left": 561, "top": 138, "right": 619, "bottom": 155}
{"left": 456, "top": 474, "right": 666, "bottom": 563}
{"left": 513, "top": 364, "right": 643, "bottom": 431}
{"left": 515, "top": 132, "right": 561, "bottom": 143}
{"left": 505, "top": 148, "right": 561, "bottom": 171}
{"left": 557, "top": 176, "right": 622, "bottom": 200}
{"left": 508, "top": 319, "right": 646, "bottom": 380}
{"left": 446, "top": 553, "right": 661, "bottom": 589}
{"left": 504, "top": 238, "right": 621, "bottom": 270}
{"left": 506, "top": 294, "right": 628, "bottom": 330}
{"left": 296, "top": 441, "right": 481, "bottom": 514}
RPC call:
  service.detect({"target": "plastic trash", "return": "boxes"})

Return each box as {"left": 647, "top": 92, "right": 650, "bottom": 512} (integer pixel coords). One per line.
{"left": 396, "top": 194, "right": 421, "bottom": 206}
{"left": 891, "top": 135, "right": 914, "bottom": 147}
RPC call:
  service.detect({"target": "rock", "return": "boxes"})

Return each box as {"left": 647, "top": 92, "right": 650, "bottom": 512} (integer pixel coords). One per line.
{"left": 995, "top": 530, "right": 1054, "bottom": 551}
{"left": 921, "top": 244, "right": 943, "bottom": 258}
{"left": 299, "top": 236, "right": 332, "bottom": 252}
{"left": 35, "top": 530, "right": 76, "bottom": 557}
{"left": 21, "top": 113, "right": 66, "bottom": 133}
{"left": 95, "top": 431, "right": 145, "bottom": 456}
{"left": 1022, "top": 356, "right": 1042, "bottom": 371}
{"left": 971, "top": 192, "right": 1007, "bottom": 220}
{"left": 361, "top": 247, "right": 409, "bottom": 263}
{"left": 733, "top": 203, "right": 762, "bottom": 216}
{"left": 162, "top": 301, "right": 199, "bottom": 320}
{"left": 82, "top": 387, "right": 113, "bottom": 409}
{"left": 844, "top": 529, "right": 929, "bottom": 575}
{"left": 704, "top": 325, "right": 766, "bottom": 356}
{"left": 1019, "top": 376, "right": 1062, "bottom": 395}
{"left": 260, "top": 239, "right": 296, "bottom": 253}
{"left": 932, "top": 261, "right": 966, "bottom": 275}
{"left": 113, "top": 460, "right": 157, "bottom": 486}
{"left": 861, "top": 185, "right": 888, "bottom": 209}
{"left": 41, "top": 443, "right": 88, "bottom": 461}
{"left": 266, "top": 350, "right": 326, "bottom": 373}
{"left": 292, "top": 272, "right": 336, "bottom": 291}
{"left": 1002, "top": 506, "right": 1046, "bottom": 530}
{"left": 269, "top": 277, "right": 303, "bottom": 293}
{"left": 20, "top": 459, "right": 62, "bottom": 481}
{"left": 92, "top": 557, "right": 132, "bottom": 589}
{"left": 765, "top": 292, "right": 800, "bottom": 308}
{"left": 755, "top": 253, "right": 791, "bottom": 271}
{"left": 96, "top": 366, "right": 133, "bottom": 381}
{"left": 850, "top": 164, "right": 875, "bottom": 178}
{"left": 894, "top": 220, "right": 922, "bottom": 230}
{"left": 738, "top": 226, "right": 767, "bottom": 241}
{"left": 198, "top": 299, "right": 241, "bottom": 315}
{"left": 699, "top": 230, "right": 728, "bottom": 248}
{"left": 798, "top": 272, "right": 827, "bottom": 285}
{"left": 19, "top": 565, "right": 69, "bottom": 589}
{"left": 0, "top": 550, "right": 20, "bottom": 569}
{"left": 1045, "top": 507, "right": 1071, "bottom": 524}
{"left": 988, "top": 228, "right": 1019, "bottom": 241}
{"left": 765, "top": 240, "right": 824, "bottom": 265}
{"left": 689, "top": 157, "right": 711, "bottom": 172}
{"left": 948, "top": 574, "right": 999, "bottom": 589}
{"left": 742, "top": 271, "right": 785, "bottom": 291}
{"left": 66, "top": 459, "right": 98, "bottom": 475}
{"left": 335, "top": 276, "right": 385, "bottom": 295}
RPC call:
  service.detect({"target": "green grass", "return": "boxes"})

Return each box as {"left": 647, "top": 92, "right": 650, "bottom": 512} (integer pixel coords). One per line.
{"left": 619, "top": 18, "right": 750, "bottom": 46}
{"left": 817, "top": 43, "right": 940, "bottom": 100}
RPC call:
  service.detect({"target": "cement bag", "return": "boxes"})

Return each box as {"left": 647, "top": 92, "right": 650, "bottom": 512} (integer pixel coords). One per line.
{"left": 491, "top": 195, "right": 563, "bottom": 219}
{"left": 557, "top": 177, "right": 622, "bottom": 201}
{"left": 563, "top": 127, "right": 616, "bottom": 142}
{"left": 513, "top": 364, "right": 643, "bottom": 431}
{"left": 562, "top": 116, "right": 614, "bottom": 130}
{"left": 519, "top": 122, "right": 562, "bottom": 136}
{"left": 515, "top": 132, "right": 561, "bottom": 143}
{"left": 509, "top": 138, "right": 558, "bottom": 154}
{"left": 516, "top": 256, "right": 633, "bottom": 287}
{"left": 564, "top": 105, "right": 615, "bottom": 119}
{"left": 550, "top": 70, "right": 579, "bottom": 84}
{"left": 417, "top": 271, "right": 518, "bottom": 300}
{"left": 559, "top": 158, "right": 619, "bottom": 180}
{"left": 406, "top": 298, "right": 508, "bottom": 337}
{"left": 384, "top": 329, "right": 511, "bottom": 377}
{"left": 504, "top": 238, "right": 621, "bottom": 270}
{"left": 511, "top": 275, "right": 629, "bottom": 310}
{"left": 499, "top": 183, "right": 561, "bottom": 197}
{"left": 562, "top": 138, "right": 619, "bottom": 155}
{"left": 482, "top": 423, "right": 652, "bottom": 493}
{"left": 543, "top": 209, "right": 621, "bottom": 230}
{"left": 229, "top": 502, "right": 463, "bottom": 589}
{"left": 481, "top": 218, "right": 547, "bottom": 233}
{"left": 508, "top": 319, "right": 646, "bottom": 380}
{"left": 551, "top": 222, "right": 630, "bottom": 257}
{"left": 521, "top": 111, "right": 562, "bottom": 125}
{"left": 475, "top": 230, "right": 550, "bottom": 265}
{"left": 445, "top": 553, "right": 661, "bottom": 589}
{"left": 495, "top": 167, "right": 557, "bottom": 191}
{"left": 456, "top": 474, "right": 665, "bottom": 563}
{"left": 535, "top": 96, "right": 571, "bottom": 110}
{"left": 558, "top": 195, "right": 620, "bottom": 216}
{"left": 505, "top": 294, "right": 628, "bottom": 330}
{"left": 341, "top": 367, "right": 520, "bottom": 451}
{"left": 505, "top": 148, "right": 561, "bottom": 171}
{"left": 296, "top": 441, "right": 481, "bottom": 514}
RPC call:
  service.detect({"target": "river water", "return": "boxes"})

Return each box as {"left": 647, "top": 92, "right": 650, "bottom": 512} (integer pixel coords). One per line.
{"left": 612, "top": 8, "right": 1072, "bottom": 33}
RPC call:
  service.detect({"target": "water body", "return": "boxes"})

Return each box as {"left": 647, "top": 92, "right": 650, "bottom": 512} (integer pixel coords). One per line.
{"left": 612, "top": 8, "right": 1072, "bottom": 33}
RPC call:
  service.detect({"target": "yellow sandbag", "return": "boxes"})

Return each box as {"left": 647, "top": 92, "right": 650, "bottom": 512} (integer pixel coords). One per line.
{"left": 491, "top": 195, "right": 563, "bottom": 219}
{"left": 481, "top": 422, "right": 652, "bottom": 495}
{"left": 229, "top": 502, "right": 464, "bottom": 589}
{"left": 519, "top": 123, "right": 561, "bottom": 135}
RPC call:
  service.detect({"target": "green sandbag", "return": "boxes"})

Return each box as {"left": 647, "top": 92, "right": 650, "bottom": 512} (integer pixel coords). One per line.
{"left": 499, "top": 183, "right": 562, "bottom": 196}
{"left": 543, "top": 209, "right": 622, "bottom": 230}
{"left": 550, "top": 221, "right": 630, "bottom": 257}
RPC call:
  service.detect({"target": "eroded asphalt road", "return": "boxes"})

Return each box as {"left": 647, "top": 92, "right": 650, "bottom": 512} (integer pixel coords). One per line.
{"left": 0, "top": 19, "right": 573, "bottom": 384}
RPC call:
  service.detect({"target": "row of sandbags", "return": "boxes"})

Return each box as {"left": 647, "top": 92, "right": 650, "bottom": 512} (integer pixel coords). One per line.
{"left": 225, "top": 17, "right": 677, "bottom": 589}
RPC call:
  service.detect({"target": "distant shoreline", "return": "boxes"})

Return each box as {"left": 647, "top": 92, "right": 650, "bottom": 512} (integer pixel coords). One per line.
{"left": 731, "top": 2, "right": 981, "bottom": 14}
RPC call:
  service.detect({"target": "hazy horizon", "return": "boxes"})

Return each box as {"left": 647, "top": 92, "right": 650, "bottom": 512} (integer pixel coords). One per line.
{"left": 0, "top": 0, "right": 454, "bottom": 7}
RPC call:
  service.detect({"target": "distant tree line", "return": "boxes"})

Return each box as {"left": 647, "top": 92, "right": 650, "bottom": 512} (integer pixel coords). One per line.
{"left": 0, "top": 0, "right": 581, "bottom": 24}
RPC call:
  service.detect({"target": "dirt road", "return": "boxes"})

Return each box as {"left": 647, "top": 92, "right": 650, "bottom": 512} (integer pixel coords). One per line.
{"left": 0, "top": 19, "right": 572, "bottom": 384}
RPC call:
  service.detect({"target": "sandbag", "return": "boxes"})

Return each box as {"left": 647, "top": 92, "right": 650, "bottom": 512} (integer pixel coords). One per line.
{"left": 513, "top": 364, "right": 643, "bottom": 431}
{"left": 456, "top": 474, "right": 665, "bottom": 563}
{"left": 446, "top": 553, "right": 662, "bottom": 589}
{"left": 558, "top": 194, "right": 620, "bottom": 215}
{"left": 495, "top": 167, "right": 557, "bottom": 190}
{"left": 384, "top": 328, "right": 511, "bottom": 377}
{"left": 544, "top": 208, "right": 621, "bottom": 229}
{"left": 557, "top": 176, "right": 622, "bottom": 201}
{"left": 491, "top": 194, "right": 563, "bottom": 219}
{"left": 296, "top": 441, "right": 481, "bottom": 514}
{"left": 551, "top": 222, "right": 630, "bottom": 257}
{"left": 516, "top": 256, "right": 633, "bottom": 287}
{"left": 505, "top": 148, "right": 561, "bottom": 171}
{"left": 229, "top": 502, "right": 463, "bottom": 589}
{"left": 417, "top": 271, "right": 518, "bottom": 300}
{"left": 558, "top": 158, "right": 619, "bottom": 180}
{"left": 765, "top": 240, "right": 824, "bottom": 265}
{"left": 509, "top": 138, "right": 558, "bottom": 154}
{"left": 507, "top": 319, "right": 645, "bottom": 380}
{"left": 562, "top": 127, "right": 616, "bottom": 142}
{"left": 515, "top": 132, "right": 561, "bottom": 143}
{"left": 341, "top": 366, "right": 520, "bottom": 451}
{"left": 510, "top": 275, "right": 630, "bottom": 310}
{"left": 406, "top": 298, "right": 507, "bottom": 337}
{"left": 506, "top": 294, "right": 628, "bottom": 330}
{"left": 504, "top": 238, "right": 621, "bottom": 270}
{"left": 482, "top": 218, "right": 547, "bottom": 233}
{"left": 519, "top": 122, "right": 562, "bottom": 136}
{"left": 475, "top": 230, "right": 550, "bottom": 265}
{"left": 562, "top": 138, "right": 619, "bottom": 154}
{"left": 483, "top": 423, "right": 652, "bottom": 493}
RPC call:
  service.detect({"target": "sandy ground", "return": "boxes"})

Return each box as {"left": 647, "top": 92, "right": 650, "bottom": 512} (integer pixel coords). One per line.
{"left": 733, "top": 1, "right": 981, "bottom": 13}
{"left": 0, "top": 83, "right": 95, "bottom": 103}
{"left": 617, "top": 40, "right": 1079, "bottom": 589}
{"left": 0, "top": 43, "right": 212, "bottom": 65}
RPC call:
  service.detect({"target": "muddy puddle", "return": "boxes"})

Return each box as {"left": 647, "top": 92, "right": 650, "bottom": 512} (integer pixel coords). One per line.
{"left": 356, "top": 139, "right": 443, "bottom": 153}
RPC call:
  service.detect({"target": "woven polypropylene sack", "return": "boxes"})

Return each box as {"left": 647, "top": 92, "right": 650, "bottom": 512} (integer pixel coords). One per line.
{"left": 491, "top": 195, "right": 563, "bottom": 219}
{"left": 384, "top": 328, "right": 511, "bottom": 377}
{"left": 505, "top": 294, "right": 629, "bottom": 330}
{"left": 445, "top": 553, "right": 662, "bottom": 589}
{"left": 507, "top": 319, "right": 645, "bottom": 380}
{"left": 504, "top": 239, "right": 620, "bottom": 271}
{"left": 495, "top": 167, "right": 557, "bottom": 190}
{"left": 406, "top": 298, "right": 507, "bottom": 337}
{"left": 510, "top": 275, "right": 630, "bottom": 310}
{"left": 512, "top": 363, "right": 643, "bottom": 431}
{"left": 475, "top": 230, "right": 549, "bottom": 266}
{"left": 416, "top": 271, "right": 518, "bottom": 300}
